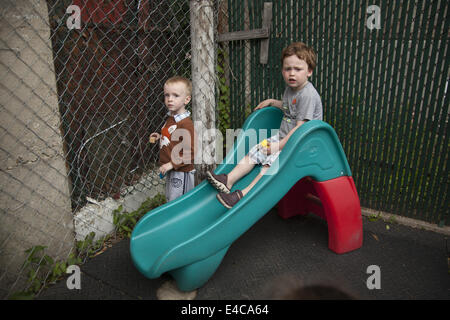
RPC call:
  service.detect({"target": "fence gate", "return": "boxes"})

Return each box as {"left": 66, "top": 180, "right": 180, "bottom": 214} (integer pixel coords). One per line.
{"left": 219, "top": 0, "right": 449, "bottom": 226}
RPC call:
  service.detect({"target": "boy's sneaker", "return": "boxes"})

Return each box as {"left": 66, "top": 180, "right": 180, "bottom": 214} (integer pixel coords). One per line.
{"left": 206, "top": 171, "right": 230, "bottom": 194}
{"left": 216, "top": 190, "right": 243, "bottom": 209}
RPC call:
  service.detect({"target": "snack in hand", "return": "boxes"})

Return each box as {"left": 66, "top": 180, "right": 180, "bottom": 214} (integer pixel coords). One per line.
{"left": 260, "top": 139, "right": 269, "bottom": 148}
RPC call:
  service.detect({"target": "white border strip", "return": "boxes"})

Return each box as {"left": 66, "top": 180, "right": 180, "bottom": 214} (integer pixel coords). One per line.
{"left": 361, "top": 207, "right": 450, "bottom": 236}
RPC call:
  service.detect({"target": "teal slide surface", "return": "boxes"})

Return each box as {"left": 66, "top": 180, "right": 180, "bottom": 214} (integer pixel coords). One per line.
{"left": 130, "top": 107, "right": 352, "bottom": 291}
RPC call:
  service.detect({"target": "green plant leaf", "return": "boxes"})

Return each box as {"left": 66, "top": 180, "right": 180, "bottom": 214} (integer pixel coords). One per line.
{"left": 8, "top": 291, "right": 35, "bottom": 300}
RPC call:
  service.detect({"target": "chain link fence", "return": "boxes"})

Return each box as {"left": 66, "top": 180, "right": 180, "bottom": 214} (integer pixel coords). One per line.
{"left": 0, "top": 0, "right": 219, "bottom": 299}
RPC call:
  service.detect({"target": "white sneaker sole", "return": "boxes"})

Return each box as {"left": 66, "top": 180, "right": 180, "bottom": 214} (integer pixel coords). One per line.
{"left": 216, "top": 193, "right": 233, "bottom": 209}
{"left": 206, "top": 172, "right": 230, "bottom": 194}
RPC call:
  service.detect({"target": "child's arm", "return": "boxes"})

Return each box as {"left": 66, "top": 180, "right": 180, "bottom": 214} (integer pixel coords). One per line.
{"left": 159, "top": 161, "right": 173, "bottom": 175}
{"left": 265, "top": 120, "right": 306, "bottom": 154}
{"left": 278, "top": 120, "right": 306, "bottom": 149}
{"left": 254, "top": 99, "right": 283, "bottom": 111}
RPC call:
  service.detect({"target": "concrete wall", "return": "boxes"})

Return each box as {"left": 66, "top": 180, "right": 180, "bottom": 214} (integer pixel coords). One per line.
{"left": 74, "top": 171, "right": 164, "bottom": 242}
{"left": 0, "top": 0, "right": 74, "bottom": 296}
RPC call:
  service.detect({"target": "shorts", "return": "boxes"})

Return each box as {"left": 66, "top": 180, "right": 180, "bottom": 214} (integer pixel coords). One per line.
{"left": 247, "top": 134, "right": 281, "bottom": 166}
{"left": 165, "top": 170, "right": 195, "bottom": 202}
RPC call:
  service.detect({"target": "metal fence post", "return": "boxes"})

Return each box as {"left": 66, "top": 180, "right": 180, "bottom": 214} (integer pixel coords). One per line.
{"left": 190, "top": 0, "right": 217, "bottom": 182}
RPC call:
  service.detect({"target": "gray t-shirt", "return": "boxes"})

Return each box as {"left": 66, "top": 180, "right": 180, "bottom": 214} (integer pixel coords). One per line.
{"left": 279, "top": 82, "right": 323, "bottom": 139}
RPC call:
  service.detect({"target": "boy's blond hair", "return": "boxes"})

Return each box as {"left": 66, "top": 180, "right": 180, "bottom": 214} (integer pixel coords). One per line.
{"left": 165, "top": 76, "right": 192, "bottom": 96}
{"left": 281, "top": 42, "right": 317, "bottom": 71}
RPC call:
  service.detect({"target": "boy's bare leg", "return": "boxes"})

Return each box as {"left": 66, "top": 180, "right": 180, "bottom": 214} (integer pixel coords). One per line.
{"left": 241, "top": 165, "right": 269, "bottom": 196}
{"left": 215, "top": 163, "right": 269, "bottom": 209}
{"left": 226, "top": 155, "right": 256, "bottom": 189}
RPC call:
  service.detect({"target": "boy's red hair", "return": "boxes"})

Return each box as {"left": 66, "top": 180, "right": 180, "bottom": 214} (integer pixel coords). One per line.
{"left": 281, "top": 42, "right": 317, "bottom": 71}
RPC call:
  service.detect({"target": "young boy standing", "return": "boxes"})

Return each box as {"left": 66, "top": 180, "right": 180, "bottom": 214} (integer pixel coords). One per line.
{"left": 207, "top": 42, "right": 323, "bottom": 208}
{"left": 149, "top": 76, "right": 196, "bottom": 202}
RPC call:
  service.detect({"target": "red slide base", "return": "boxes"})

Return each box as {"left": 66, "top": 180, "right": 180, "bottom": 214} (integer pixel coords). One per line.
{"left": 277, "top": 176, "right": 363, "bottom": 254}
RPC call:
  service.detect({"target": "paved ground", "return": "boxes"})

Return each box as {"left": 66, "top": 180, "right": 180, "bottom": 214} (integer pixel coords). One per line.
{"left": 39, "top": 210, "right": 449, "bottom": 300}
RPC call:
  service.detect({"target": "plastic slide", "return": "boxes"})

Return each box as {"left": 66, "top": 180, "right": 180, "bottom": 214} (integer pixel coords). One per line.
{"left": 130, "top": 107, "right": 362, "bottom": 291}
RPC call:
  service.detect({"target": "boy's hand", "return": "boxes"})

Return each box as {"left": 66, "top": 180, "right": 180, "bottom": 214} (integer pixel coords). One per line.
{"left": 159, "top": 162, "right": 173, "bottom": 175}
{"left": 261, "top": 141, "right": 280, "bottom": 155}
{"left": 259, "top": 140, "right": 278, "bottom": 155}
{"left": 254, "top": 99, "right": 283, "bottom": 111}
{"left": 149, "top": 132, "right": 160, "bottom": 143}
{"left": 260, "top": 140, "right": 270, "bottom": 155}
{"left": 254, "top": 99, "right": 272, "bottom": 111}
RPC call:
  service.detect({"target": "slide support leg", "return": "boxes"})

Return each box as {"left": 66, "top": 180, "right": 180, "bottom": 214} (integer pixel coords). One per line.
{"left": 169, "top": 246, "right": 229, "bottom": 291}
{"left": 278, "top": 176, "right": 363, "bottom": 254}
